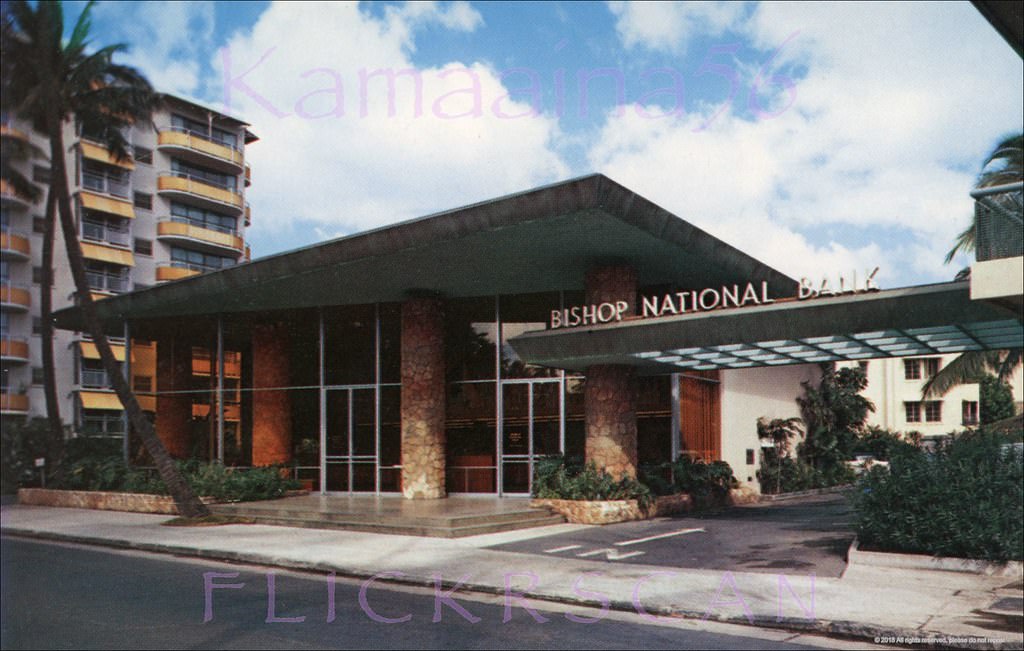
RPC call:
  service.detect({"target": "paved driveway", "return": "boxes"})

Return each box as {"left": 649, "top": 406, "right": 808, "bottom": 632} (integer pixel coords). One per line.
{"left": 488, "top": 493, "right": 855, "bottom": 577}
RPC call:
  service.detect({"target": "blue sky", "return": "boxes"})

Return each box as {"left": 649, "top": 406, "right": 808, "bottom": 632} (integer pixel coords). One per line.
{"left": 69, "top": 1, "right": 1023, "bottom": 288}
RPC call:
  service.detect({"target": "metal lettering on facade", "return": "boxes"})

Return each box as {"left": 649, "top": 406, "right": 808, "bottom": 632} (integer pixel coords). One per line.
{"left": 548, "top": 271, "right": 882, "bottom": 330}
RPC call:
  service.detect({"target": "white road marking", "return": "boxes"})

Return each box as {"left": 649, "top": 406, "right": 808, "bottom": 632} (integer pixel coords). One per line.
{"left": 544, "top": 544, "right": 583, "bottom": 554}
{"left": 576, "top": 548, "right": 646, "bottom": 561}
{"left": 613, "top": 527, "right": 705, "bottom": 546}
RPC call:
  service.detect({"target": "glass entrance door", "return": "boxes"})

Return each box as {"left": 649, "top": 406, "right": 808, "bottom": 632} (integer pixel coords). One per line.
{"left": 323, "top": 386, "right": 377, "bottom": 492}
{"left": 500, "top": 379, "right": 562, "bottom": 494}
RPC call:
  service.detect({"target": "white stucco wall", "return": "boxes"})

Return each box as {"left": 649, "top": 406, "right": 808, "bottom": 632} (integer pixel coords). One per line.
{"left": 718, "top": 364, "right": 821, "bottom": 493}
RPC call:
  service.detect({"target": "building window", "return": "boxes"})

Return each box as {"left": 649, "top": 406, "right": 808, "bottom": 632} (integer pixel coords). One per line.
{"left": 858, "top": 361, "right": 869, "bottom": 373}
{"left": 81, "top": 160, "right": 131, "bottom": 199}
{"left": 33, "top": 216, "right": 46, "bottom": 234}
{"left": 133, "top": 147, "right": 153, "bottom": 165}
{"left": 133, "top": 375, "right": 153, "bottom": 393}
{"left": 904, "top": 359, "right": 921, "bottom": 380}
{"left": 962, "top": 401, "right": 979, "bottom": 425}
{"left": 170, "top": 201, "right": 237, "bottom": 234}
{"left": 32, "top": 316, "right": 42, "bottom": 335}
{"left": 32, "top": 367, "right": 45, "bottom": 385}
{"left": 33, "top": 165, "right": 51, "bottom": 184}
{"left": 170, "top": 246, "right": 236, "bottom": 273}
{"left": 32, "top": 266, "right": 42, "bottom": 285}
{"left": 80, "top": 359, "right": 113, "bottom": 388}
{"left": 133, "top": 192, "right": 152, "bottom": 210}
{"left": 924, "top": 401, "right": 942, "bottom": 422}
{"left": 134, "top": 238, "right": 153, "bottom": 256}
{"left": 905, "top": 401, "right": 921, "bottom": 423}
{"left": 82, "top": 213, "right": 131, "bottom": 248}
{"left": 923, "top": 358, "right": 940, "bottom": 378}
{"left": 79, "top": 409, "right": 125, "bottom": 437}
{"left": 171, "top": 114, "right": 239, "bottom": 150}
{"left": 170, "top": 158, "right": 237, "bottom": 192}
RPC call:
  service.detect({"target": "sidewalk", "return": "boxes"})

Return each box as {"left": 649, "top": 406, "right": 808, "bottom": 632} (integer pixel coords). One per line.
{"left": 2, "top": 503, "right": 1021, "bottom": 650}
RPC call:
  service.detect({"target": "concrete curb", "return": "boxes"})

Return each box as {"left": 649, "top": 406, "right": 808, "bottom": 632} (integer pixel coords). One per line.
{"left": 846, "top": 538, "right": 1024, "bottom": 578}
{"left": 3, "top": 523, "right": 1018, "bottom": 650}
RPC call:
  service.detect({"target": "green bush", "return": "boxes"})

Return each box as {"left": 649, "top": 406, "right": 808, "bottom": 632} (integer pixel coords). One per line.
{"left": 670, "top": 456, "right": 737, "bottom": 501}
{"left": 533, "top": 455, "right": 653, "bottom": 509}
{"left": 853, "top": 431, "right": 1023, "bottom": 562}
{"left": 851, "top": 426, "right": 920, "bottom": 461}
{"left": 757, "top": 451, "right": 856, "bottom": 495}
{"left": 1, "top": 418, "right": 65, "bottom": 493}
{"left": 54, "top": 443, "right": 300, "bottom": 502}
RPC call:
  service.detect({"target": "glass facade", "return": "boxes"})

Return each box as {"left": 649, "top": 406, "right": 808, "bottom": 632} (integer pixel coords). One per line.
{"left": 140, "top": 293, "right": 679, "bottom": 495}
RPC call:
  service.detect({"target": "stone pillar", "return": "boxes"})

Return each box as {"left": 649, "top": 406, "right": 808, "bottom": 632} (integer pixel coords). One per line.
{"left": 584, "top": 264, "right": 638, "bottom": 479}
{"left": 400, "top": 297, "right": 446, "bottom": 499}
{"left": 155, "top": 337, "right": 191, "bottom": 458}
{"left": 252, "top": 323, "right": 292, "bottom": 466}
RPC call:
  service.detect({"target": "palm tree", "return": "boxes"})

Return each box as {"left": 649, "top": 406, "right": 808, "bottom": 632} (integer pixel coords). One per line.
{"left": 925, "top": 133, "right": 1023, "bottom": 400}
{"left": 1, "top": 0, "right": 209, "bottom": 517}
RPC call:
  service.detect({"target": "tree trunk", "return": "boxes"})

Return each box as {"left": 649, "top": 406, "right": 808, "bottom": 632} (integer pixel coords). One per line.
{"left": 40, "top": 186, "right": 65, "bottom": 479}
{"left": 47, "top": 115, "right": 209, "bottom": 518}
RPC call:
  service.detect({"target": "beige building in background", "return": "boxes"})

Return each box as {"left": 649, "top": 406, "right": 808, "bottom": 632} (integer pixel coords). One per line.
{"left": 1, "top": 95, "right": 255, "bottom": 438}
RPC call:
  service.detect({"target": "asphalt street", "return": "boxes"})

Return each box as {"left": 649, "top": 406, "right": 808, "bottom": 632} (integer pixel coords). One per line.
{"left": 488, "top": 494, "right": 854, "bottom": 577}
{"left": 0, "top": 536, "right": 857, "bottom": 650}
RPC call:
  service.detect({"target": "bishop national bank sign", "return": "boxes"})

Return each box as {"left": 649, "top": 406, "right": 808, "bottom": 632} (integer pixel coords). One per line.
{"left": 549, "top": 268, "right": 881, "bottom": 330}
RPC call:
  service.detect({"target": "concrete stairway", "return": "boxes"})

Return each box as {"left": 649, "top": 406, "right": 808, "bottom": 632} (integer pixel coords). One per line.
{"left": 210, "top": 501, "right": 565, "bottom": 538}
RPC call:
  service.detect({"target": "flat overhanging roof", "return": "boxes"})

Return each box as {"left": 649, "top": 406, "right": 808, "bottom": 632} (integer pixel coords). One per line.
{"left": 508, "top": 281, "right": 1024, "bottom": 373}
{"left": 55, "top": 174, "right": 794, "bottom": 330}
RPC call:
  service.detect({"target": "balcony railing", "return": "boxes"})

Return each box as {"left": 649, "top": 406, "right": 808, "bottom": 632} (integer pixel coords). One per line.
{"left": 0, "top": 280, "right": 31, "bottom": 309}
{"left": 973, "top": 182, "right": 1024, "bottom": 262}
{"left": 1, "top": 228, "right": 31, "bottom": 258}
{"left": 158, "top": 218, "right": 244, "bottom": 254}
{"left": 157, "top": 172, "right": 243, "bottom": 211}
{"left": 82, "top": 171, "right": 131, "bottom": 199}
{"left": 82, "top": 221, "right": 132, "bottom": 248}
{"left": 0, "top": 392, "right": 29, "bottom": 413}
{"left": 86, "top": 270, "right": 131, "bottom": 294}
{"left": 158, "top": 127, "right": 244, "bottom": 170}
{"left": 0, "top": 335, "right": 30, "bottom": 362}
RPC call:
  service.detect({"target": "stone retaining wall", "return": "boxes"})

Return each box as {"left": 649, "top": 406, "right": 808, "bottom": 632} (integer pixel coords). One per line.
{"left": 17, "top": 489, "right": 216, "bottom": 515}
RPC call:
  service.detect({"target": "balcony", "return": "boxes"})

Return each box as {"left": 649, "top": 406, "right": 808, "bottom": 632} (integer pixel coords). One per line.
{"left": 158, "top": 128, "right": 244, "bottom": 173}
{"left": 80, "top": 368, "right": 114, "bottom": 389}
{"left": 0, "top": 392, "right": 29, "bottom": 415}
{"left": 82, "top": 170, "right": 132, "bottom": 200}
{"left": 970, "top": 181, "right": 1023, "bottom": 314}
{"left": 245, "top": 163, "right": 252, "bottom": 187}
{"left": 157, "top": 172, "right": 244, "bottom": 214}
{"left": 1, "top": 228, "right": 31, "bottom": 260}
{"left": 0, "top": 179, "right": 33, "bottom": 209}
{"left": 0, "top": 122, "right": 30, "bottom": 145}
{"left": 0, "top": 281, "right": 31, "bottom": 311}
{"left": 156, "top": 264, "right": 202, "bottom": 282}
{"left": 244, "top": 202, "right": 252, "bottom": 227}
{"left": 80, "top": 191, "right": 135, "bottom": 220}
{"left": 80, "top": 140, "right": 134, "bottom": 170}
{"left": 157, "top": 218, "right": 244, "bottom": 255}
{"left": 86, "top": 270, "right": 131, "bottom": 296}
{"left": 80, "top": 240, "right": 134, "bottom": 268}
{"left": 0, "top": 336, "right": 30, "bottom": 363}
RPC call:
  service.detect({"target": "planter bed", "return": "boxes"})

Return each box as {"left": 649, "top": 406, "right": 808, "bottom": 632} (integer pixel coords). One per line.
{"left": 16, "top": 488, "right": 308, "bottom": 515}
{"left": 531, "top": 494, "right": 693, "bottom": 525}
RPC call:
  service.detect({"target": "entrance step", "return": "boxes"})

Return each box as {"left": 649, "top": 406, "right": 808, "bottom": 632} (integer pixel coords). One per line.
{"left": 209, "top": 503, "right": 565, "bottom": 538}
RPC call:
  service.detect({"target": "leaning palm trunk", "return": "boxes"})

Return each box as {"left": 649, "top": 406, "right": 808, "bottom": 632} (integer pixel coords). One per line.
{"left": 40, "top": 186, "right": 65, "bottom": 476}
{"left": 47, "top": 114, "right": 209, "bottom": 518}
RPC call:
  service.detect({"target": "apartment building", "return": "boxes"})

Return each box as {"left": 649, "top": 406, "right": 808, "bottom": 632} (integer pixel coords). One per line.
{"left": 840, "top": 355, "right": 1023, "bottom": 439}
{"left": 1, "top": 94, "right": 255, "bottom": 442}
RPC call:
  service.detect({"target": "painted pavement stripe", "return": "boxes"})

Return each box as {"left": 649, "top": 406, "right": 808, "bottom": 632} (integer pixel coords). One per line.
{"left": 544, "top": 544, "right": 582, "bottom": 554}
{"left": 613, "top": 528, "right": 705, "bottom": 546}
{"left": 576, "top": 548, "right": 646, "bottom": 561}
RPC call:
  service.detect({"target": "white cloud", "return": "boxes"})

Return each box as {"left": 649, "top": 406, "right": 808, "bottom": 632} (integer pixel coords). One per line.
{"left": 210, "top": 2, "right": 567, "bottom": 236}
{"left": 96, "top": 1, "right": 215, "bottom": 96}
{"left": 607, "top": 1, "right": 745, "bottom": 55}
{"left": 591, "top": 2, "right": 1023, "bottom": 285}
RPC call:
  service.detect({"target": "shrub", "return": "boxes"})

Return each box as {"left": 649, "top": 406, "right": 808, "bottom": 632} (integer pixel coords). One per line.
{"left": 53, "top": 444, "right": 300, "bottom": 503}
{"left": 853, "top": 431, "right": 1023, "bottom": 562}
{"left": 757, "top": 451, "right": 856, "bottom": 494}
{"left": 532, "top": 456, "right": 653, "bottom": 509}
{"left": 670, "top": 456, "right": 737, "bottom": 501}
{"left": 851, "top": 426, "right": 920, "bottom": 461}
{"left": 1, "top": 418, "right": 65, "bottom": 493}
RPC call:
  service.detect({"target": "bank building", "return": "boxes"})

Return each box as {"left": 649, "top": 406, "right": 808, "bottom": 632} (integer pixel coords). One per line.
{"left": 49, "top": 174, "right": 1023, "bottom": 499}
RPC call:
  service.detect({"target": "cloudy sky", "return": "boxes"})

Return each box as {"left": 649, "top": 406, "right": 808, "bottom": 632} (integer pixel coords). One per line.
{"left": 72, "top": 1, "right": 1022, "bottom": 288}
